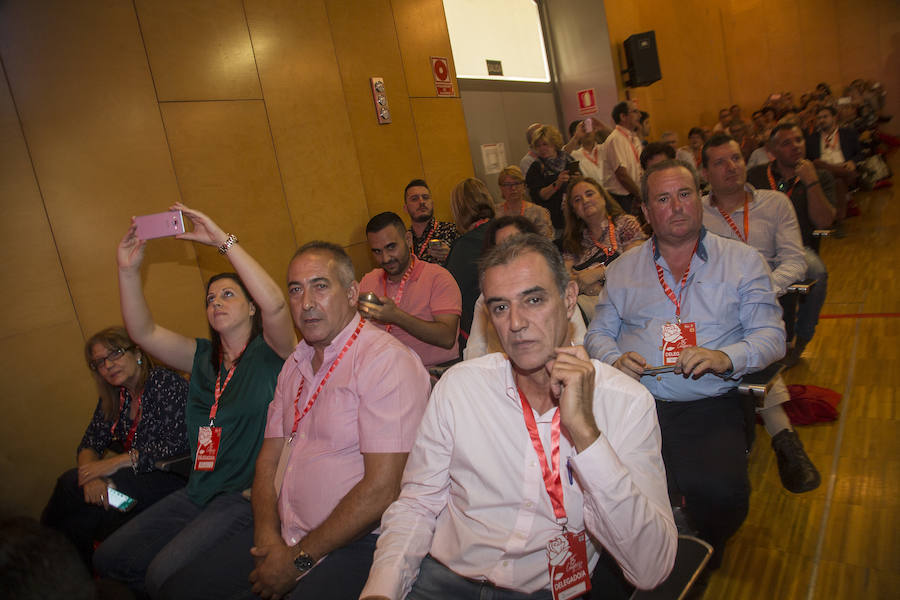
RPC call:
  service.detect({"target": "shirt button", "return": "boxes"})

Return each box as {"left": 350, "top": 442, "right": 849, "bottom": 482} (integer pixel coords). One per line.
{"left": 503, "top": 560, "right": 509, "bottom": 566}
{"left": 657, "top": 376, "right": 662, "bottom": 381}
{"left": 525, "top": 501, "right": 534, "bottom": 508}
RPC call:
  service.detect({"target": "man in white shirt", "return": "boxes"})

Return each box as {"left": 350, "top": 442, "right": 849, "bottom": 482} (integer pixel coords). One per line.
{"left": 361, "top": 234, "right": 676, "bottom": 600}
{"left": 602, "top": 101, "right": 644, "bottom": 215}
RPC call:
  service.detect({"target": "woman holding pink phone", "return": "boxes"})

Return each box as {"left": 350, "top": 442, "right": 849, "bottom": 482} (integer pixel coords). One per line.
{"left": 93, "top": 203, "right": 296, "bottom": 598}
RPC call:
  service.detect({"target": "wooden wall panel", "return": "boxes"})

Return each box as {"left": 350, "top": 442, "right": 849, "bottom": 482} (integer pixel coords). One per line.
{"left": 326, "top": 0, "right": 424, "bottom": 221}
{"left": 245, "top": 0, "right": 369, "bottom": 248}
{"left": 135, "top": 0, "right": 262, "bottom": 101}
{"left": 0, "top": 0, "right": 204, "bottom": 341}
{"left": 160, "top": 100, "right": 297, "bottom": 286}
{"left": 392, "top": 0, "right": 458, "bottom": 99}
{"left": 0, "top": 60, "right": 96, "bottom": 519}
{"left": 0, "top": 323, "right": 97, "bottom": 519}
{"left": 604, "top": 0, "right": 900, "bottom": 140}
{"left": 0, "top": 0, "right": 473, "bottom": 519}
{"left": 410, "top": 98, "right": 473, "bottom": 222}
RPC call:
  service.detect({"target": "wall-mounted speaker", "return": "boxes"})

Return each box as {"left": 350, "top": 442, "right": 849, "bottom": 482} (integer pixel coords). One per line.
{"left": 624, "top": 31, "right": 661, "bottom": 87}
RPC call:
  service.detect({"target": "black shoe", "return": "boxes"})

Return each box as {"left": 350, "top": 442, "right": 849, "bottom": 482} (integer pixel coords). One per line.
{"left": 780, "top": 337, "right": 810, "bottom": 369}
{"left": 772, "top": 429, "right": 821, "bottom": 493}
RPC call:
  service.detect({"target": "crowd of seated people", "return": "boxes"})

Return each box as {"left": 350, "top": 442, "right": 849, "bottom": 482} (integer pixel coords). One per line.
{"left": 31, "top": 78, "right": 895, "bottom": 600}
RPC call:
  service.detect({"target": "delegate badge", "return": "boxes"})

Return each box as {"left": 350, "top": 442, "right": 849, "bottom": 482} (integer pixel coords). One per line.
{"left": 547, "top": 530, "right": 591, "bottom": 600}
{"left": 661, "top": 322, "right": 697, "bottom": 366}
{"left": 193, "top": 425, "right": 222, "bottom": 471}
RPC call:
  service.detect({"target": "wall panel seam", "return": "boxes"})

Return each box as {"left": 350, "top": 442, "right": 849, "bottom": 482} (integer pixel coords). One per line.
{"left": 390, "top": 0, "right": 428, "bottom": 183}
{"left": 0, "top": 51, "right": 85, "bottom": 341}
{"left": 131, "top": 0, "right": 204, "bottom": 294}
{"left": 240, "top": 0, "right": 297, "bottom": 252}
{"left": 323, "top": 0, "right": 378, "bottom": 221}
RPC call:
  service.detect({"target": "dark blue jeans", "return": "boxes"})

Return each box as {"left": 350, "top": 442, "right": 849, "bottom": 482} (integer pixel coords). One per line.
{"left": 655, "top": 394, "right": 751, "bottom": 570}
{"left": 797, "top": 246, "right": 828, "bottom": 343}
{"left": 41, "top": 466, "right": 185, "bottom": 567}
{"left": 157, "top": 527, "right": 378, "bottom": 600}
{"left": 92, "top": 489, "right": 252, "bottom": 597}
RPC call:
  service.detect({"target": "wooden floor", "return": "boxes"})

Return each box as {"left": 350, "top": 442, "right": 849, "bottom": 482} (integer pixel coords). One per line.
{"left": 705, "top": 152, "right": 900, "bottom": 599}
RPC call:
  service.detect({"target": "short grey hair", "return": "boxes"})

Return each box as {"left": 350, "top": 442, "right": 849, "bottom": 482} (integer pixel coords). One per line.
{"left": 478, "top": 234, "right": 569, "bottom": 295}
{"left": 640, "top": 159, "right": 700, "bottom": 204}
{"left": 292, "top": 241, "right": 355, "bottom": 288}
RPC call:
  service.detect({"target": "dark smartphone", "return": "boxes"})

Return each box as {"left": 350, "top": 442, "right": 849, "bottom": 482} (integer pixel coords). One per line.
{"left": 572, "top": 250, "right": 619, "bottom": 271}
{"left": 566, "top": 160, "right": 582, "bottom": 175}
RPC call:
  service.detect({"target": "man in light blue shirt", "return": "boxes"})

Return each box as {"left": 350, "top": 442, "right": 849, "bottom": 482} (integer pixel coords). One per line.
{"left": 585, "top": 159, "right": 785, "bottom": 571}
{"left": 701, "top": 134, "right": 820, "bottom": 495}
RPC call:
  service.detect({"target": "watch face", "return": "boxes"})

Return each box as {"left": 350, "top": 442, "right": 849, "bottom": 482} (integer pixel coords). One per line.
{"left": 294, "top": 552, "right": 315, "bottom": 572}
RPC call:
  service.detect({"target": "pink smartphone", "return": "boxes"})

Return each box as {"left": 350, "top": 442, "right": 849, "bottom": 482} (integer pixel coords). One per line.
{"left": 584, "top": 118, "right": 593, "bottom": 133}
{"left": 134, "top": 210, "right": 185, "bottom": 240}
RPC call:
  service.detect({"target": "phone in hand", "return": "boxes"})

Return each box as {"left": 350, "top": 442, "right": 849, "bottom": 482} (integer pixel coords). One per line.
{"left": 358, "top": 292, "right": 383, "bottom": 306}
{"left": 107, "top": 486, "right": 137, "bottom": 512}
{"left": 566, "top": 160, "right": 582, "bottom": 176}
{"left": 134, "top": 210, "right": 185, "bottom": 240}
{"left": 584, "top": 118, "right": 593, "bottom": 133}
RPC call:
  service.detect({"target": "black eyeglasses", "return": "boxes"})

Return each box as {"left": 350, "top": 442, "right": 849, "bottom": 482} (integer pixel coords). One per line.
{"left": 89, "top": 347, "right": 133, "bottom": 371}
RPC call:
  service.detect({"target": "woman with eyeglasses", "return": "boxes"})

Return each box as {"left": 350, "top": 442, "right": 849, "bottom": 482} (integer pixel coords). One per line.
{"left": 41, "top": 326, "right": 189, "bottom": 568}
{"left": 92, "top": 203, "right": 296, "bottom": 597}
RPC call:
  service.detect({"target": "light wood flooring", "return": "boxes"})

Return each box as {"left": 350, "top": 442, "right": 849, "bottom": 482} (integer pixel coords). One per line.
{"left": 705, "top": 152, "right": 900, "bottom": 599}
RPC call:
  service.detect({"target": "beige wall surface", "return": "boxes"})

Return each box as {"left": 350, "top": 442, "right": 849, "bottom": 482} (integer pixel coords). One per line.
{"left": 0, "top": 0, "right": 471, "bottom": 519}
{"left": 603, "top": 0, "right": 900, "bottom": 142}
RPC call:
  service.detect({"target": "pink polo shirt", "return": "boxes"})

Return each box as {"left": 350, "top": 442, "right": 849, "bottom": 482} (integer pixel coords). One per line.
{"left": 265, "top": 315, "right": 431, "bottom": 546}
{"left": 359, "top": 259, "right": 462, "bottom": 367}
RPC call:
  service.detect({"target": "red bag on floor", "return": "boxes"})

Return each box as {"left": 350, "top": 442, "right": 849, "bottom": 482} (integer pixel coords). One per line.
{"left": 783, "top": 385, "right": 841, "bottom": 425}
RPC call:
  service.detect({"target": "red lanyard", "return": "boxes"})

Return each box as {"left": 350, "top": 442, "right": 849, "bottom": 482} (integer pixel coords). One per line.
{"left": 767, "top": 163, "right": 798, "bottom": 198}
{"left": 518, "top": 386, "right": 566, "bottom": 523}
{"left": 471, "top": 218, "right": 490, "bottom": 230}
{"left": 580, "top": 146, "right": 600, "bottom": 167}
{"left": 415, "top": 221, "right": 436, "bottom": 258}
{"left": 714, "top": 194, "right": 749, "bottom": 243}
{"left": 616, "top": 126, "right": 641, "bottom": 163}
{"left": 588, "top": 217, "right": 617, "bottom": 256}
{"left": 111, "top": 388, "right": 142, "bottom": 450}
{"left": 824, "top": 130, "right": 839, "bottom": 151}
{"left": 652, "top": 238, "right": 698, "bottom": 321}
{"left": 382, "top": 256, "right": 415, "bottom": 333}
{"left": 290, "top": 319, "right": 366, "bottom": 443}
{"left": 210, "top": 341, "right": 248, "bottom": 426}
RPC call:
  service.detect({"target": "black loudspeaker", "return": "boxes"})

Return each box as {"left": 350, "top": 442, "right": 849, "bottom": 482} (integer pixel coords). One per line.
{"left": 624, "top": 31, "right": 661, "bottom": 87}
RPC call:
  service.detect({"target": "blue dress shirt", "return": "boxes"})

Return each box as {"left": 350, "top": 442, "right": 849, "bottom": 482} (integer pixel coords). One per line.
{"left": 584, "top": 228, "right": 786, "bottom": 402}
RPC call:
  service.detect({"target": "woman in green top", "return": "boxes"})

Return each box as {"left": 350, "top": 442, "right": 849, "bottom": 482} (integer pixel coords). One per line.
{"left": 94, "top": 202, "right": 296, "bottom": 598}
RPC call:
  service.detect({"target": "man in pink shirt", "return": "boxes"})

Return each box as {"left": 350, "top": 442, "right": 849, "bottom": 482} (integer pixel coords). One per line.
{"left": 159, "top": 242, "right": 431, "bottom": 600}
{"left": 359, "top": 212, "right": 462, "bottom": 367}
